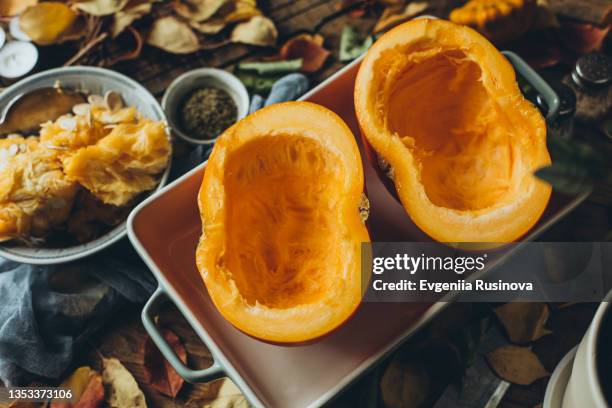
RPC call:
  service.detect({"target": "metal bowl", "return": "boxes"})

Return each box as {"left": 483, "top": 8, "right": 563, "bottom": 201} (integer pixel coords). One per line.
{"left": 0, "top": 66, "right": 171, "bottom": 265}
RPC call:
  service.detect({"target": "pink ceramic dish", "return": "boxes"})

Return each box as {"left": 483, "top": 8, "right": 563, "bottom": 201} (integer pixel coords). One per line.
{"left": 128, "top": 56, "right": 587, "bottom": 408}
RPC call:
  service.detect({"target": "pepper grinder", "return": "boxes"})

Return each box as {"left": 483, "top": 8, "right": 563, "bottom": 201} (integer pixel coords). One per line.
{"left": 537, "top": 82, "right": 577, "bottom": 140}
{"left": 563, "top": 52, "right": 612, "bottom": 125}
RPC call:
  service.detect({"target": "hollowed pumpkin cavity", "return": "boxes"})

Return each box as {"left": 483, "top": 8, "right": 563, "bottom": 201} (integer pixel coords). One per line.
{"left": 197, "top": 102, "right": 369, "bottom": 343}
{"left": 355, "top": 19, "right": 551, "bottom": 243}
{"left": 224, "top": 136, "right": 340, "bottom": 309}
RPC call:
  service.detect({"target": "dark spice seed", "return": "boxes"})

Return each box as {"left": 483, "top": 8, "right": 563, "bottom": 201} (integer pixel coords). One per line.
{"left": 179, "top": 87, "right": 237, "bottom": 140}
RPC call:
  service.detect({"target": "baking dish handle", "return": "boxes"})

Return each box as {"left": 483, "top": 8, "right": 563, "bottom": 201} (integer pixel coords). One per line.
{"left": 502, "top": 51, "right": 560, "bottom": 124}
{"left": 142, "top": 288, "right": 225, "bottom": 383}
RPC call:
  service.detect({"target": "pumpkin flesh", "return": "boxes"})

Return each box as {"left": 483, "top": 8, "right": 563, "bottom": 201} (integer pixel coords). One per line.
{"left": 355, "top": 19, "right": 551, "bottom": 243}
{"left": 197, "top": 102, "right": 369, "bottom": 343}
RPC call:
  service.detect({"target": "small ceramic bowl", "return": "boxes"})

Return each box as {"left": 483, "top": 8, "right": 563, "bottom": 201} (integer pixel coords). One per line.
{"left": 162, "top": 68, "right": 249, "bottom": 146}
{"left": 0, "top": 66, "right": 171, "bottom": 265}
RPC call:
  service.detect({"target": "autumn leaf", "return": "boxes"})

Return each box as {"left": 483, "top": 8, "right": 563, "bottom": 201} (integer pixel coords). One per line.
{"left": 102, "top": 357, "right": 147, "bottom": 408}
{"left": 380, "top": 353, "right": 430, "bottom": 408}
{"left": 278, "top": 34, "right": 330, "bottom": 73}
{"left": 0, "top": 0, "right": 37, "bottom": 17}
{"left": 339, "top": 25, "right": 372, "bottom": 62}
{"left": 558, "top": 21, "right": 611, "bottom": 54}
{"left": 111, "top": 0, "right": 153, "bottom": 38}
{"left": 76, "top": 0, "right": 129, "bottom": 16}
{"left": 224, "top": 0, "right": 261, "bottom": 23}
{"left": 147, "top": 16, "right": 200, "bottom": 54}
{"left": 19, "top": 2, "right": 78, "bottom": 45}
{"left": 494, "top": 302, "right": 551, "bottom": 344}
{"left": 185, "top": 378, "right": 248, "bottom": 408}
{"left": 143, "top": 328, "right": 186, "bottom": 398}
{"left": 174, "top": 0, "right": 228, "bottom": 22}
{"left": 190, "top": 19, "right": 227, "bottom": 34}
{"left": 50, "top": 366, "right": 104, "bottom": 408}
{"left": 486, "top": 346, "right": 549, "bottom": 385}
{"left": 189, "top": 1, "right": 260, "bottom": 34}
{"left": 373, "top": 1, "right": 429, "bottom": 33}
{"left": 231, "top": 16, "right": 277, "bottom": 47}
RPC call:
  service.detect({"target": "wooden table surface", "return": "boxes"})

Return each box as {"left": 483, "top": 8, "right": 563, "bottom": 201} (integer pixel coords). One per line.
{"left": 4, "top": 0, "right": 610, "bottom": 407}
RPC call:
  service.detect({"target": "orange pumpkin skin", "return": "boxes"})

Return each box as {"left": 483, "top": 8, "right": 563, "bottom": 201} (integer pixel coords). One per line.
{"left": 354, "top": 19, "right": 551, "bottom": 244}
{"left": 197, "top": 101, "right": 370, "bottom": 344}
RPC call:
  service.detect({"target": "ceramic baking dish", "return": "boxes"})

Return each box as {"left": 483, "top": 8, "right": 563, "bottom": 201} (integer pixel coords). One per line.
{"left": 128, "top": 52, "right": 588, "bottom": 408}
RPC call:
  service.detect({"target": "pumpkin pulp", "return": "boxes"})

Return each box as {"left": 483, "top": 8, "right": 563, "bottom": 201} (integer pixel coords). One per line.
{"left": 197, "top": 101, "right": 369, "bottom": 343}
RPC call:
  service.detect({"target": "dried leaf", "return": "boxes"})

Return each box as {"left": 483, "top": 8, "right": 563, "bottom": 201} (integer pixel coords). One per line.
{"left": 75, "top": 374, "right": 104, "bottom": 408}
{"left": 224, "top": 0, "right": 260, "bottom": 23}
{"left": 143, "top": 329, "right": 186, "bottom": 398}
{"left": 238, "top": 59, "right": 302, "bottom": 75}
{"left": 0, "top": 0, "right": 37, "bottom": 17}
{"left": 231, "top": 16, "right": 277, "bottom": 47}
{"left": 486, "top": 346, "right": 549, "bottom": 385}
{"left": 147, "top": 16, "right": 200, "bottom": 54}
{"left": 19, "top": 2, "right": 78, "bottom": 45}
{"left": 373, "top": 1, "right": 429, "bottom": 33}
{"left": 190, "top": 18, "right": 227, "bottom": 34}
{"left": 174, "top": 0, "right": 227, "bottom": 22}
{"left": 189, "top": 1, "right": 260, "bottom": 34}
{"left": 76, "top": 0, "right": 129, "bottom": 16}
{"left": 339, "top": 25, "right": 372, "bottom": 62}
{"left": 279, "top": 34, "right": 330, "bottom": 73}
{"left": 51, "top": 366, "right": 104, "bottom": 408}
{"left": 111, "top": 1, "right": 153, "bottom": 38}
{"left": 185, "top": 378, "right": 248, "bottom": 408}
{"left": 380, "top": 353, "right": 430, "bottom": 408}
{"left": 102, "top": 357, "right": 147, "bottom": 408}
{"left": 558, "top": 21, "right": 611, "bottom": 54}
{"left": 495, "top": 303, "right": 551, "bottom": 344}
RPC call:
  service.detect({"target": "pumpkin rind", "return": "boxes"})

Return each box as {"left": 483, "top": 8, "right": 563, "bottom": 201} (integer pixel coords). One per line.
{"left": 197, "top": 101, "right": 370, "bottom": 343}
{"left": 354, "top": 19, "right": 551, "bottom": 243}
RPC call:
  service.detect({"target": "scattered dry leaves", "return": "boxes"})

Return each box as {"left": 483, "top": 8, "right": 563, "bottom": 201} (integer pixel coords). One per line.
{"left": 147, "top": 16, "right": 201, "bottom": 54}
{"left": 494, "top": 302, "right": 552, "bottom": 344}
{"left": 0, "top": 0, "right": 37, "bottom": 17}
{"left": 486, "top": 346, "right": 549, "bottom": 385}
{"left": 102, "top": 357, "right": 147, "bottom": 408}
{"left": 373, "top": 1, "right": 429, "bottom": 33}
{"left": 143, "top": 328, "right": 186, "bottom": 398}
{"left": 19, "top": 2, "right": 79, "bottom": 45}
{"left": 231, "top": 15, "right": 277, "bottom": 46}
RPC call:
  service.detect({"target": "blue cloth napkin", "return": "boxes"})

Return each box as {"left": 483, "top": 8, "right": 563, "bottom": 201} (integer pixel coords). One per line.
{"left": 249, "top": 73, "right": 309, "bottom": 113}
{"left": 0, "top": 240, "right": 156, "bottom": 386}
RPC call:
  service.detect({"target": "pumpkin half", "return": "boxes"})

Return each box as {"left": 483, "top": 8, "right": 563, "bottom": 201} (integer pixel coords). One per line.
{"left": 196, "top": 101, "right": 370, "bottom": 343}
{"left": 354, "top": 19, "right": 551, "bottom": 243}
